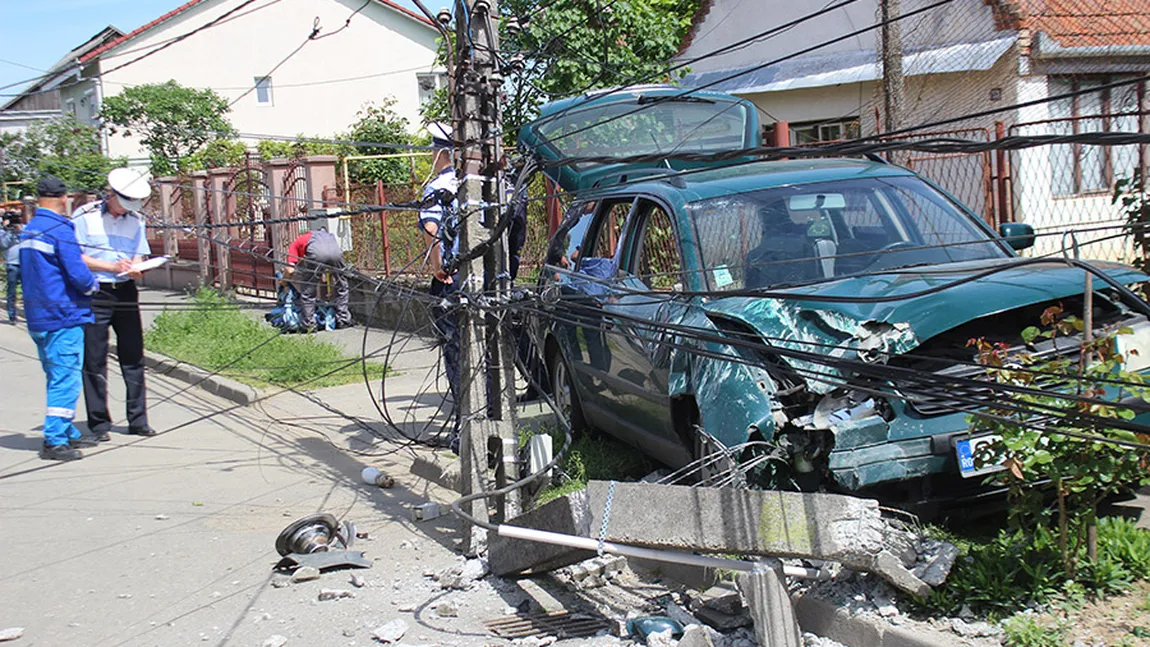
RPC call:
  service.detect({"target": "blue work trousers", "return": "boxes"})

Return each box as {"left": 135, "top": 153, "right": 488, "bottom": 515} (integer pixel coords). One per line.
{"left": 30, "top": 326, "right": 85, "bottom": 447}
{"left": 5, "top": 264, "right": 17, "bottom": 321}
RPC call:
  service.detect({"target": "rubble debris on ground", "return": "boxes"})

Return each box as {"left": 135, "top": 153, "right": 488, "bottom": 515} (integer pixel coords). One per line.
{"left": 0, "top": 627, "right": 24, "bottom": 642}
{"left": 371, "top": 618, "right": 408, "bottom": 644}
{"left": 261, "top": 636, "right": 288, "bottom": 647}
{"left": 317, "top": 588, "right": 355, "bottom": 601}
{"left": 436, "top": 557, "right": 490, "bottom": 590}
{"left": 291, "top": 567, "right": 321, "bottom": 583}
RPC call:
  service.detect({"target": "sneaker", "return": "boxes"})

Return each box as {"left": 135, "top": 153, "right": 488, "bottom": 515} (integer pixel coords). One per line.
{"left": 70, "top": 435, "right": 100, "bottom": 448}
{"left": 128, "top": 426, "right": 157, "bottom": 437}
{"left": 40, "top": 443, "right": 83, "bottom": 461}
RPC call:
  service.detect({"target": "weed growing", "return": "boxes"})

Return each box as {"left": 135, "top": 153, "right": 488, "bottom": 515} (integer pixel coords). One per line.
{"left": 523, "top": 427, "right": 655, "bottom": 506}
{"left": 923, "top": 516, "right": 1150, "bottom": 619}
{"left": 146, "top": 287, "right": 388, "bottom": 389}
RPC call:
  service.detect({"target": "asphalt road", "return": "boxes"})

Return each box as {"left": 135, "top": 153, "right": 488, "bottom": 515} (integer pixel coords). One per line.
{"left": 0, "top": 320, "right": 526, "bottom": 647}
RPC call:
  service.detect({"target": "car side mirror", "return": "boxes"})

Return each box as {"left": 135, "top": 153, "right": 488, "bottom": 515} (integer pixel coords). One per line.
{"left": 999, "top": 222, "right": 1035, "bottom": 251}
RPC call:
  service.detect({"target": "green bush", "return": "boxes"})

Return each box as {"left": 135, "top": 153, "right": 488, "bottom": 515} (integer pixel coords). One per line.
{"left": 924, "top": 517, "right": 1150, "bottom": 618}
{"left": 528, "top": 428, "right": 655, "bottom": 505}
{"left": 145, "top": 288, "right": 387, "bottom": 388}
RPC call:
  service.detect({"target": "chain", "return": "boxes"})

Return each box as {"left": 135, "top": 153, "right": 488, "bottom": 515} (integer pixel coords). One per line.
{"left": 597, "top": 480, "right": 616, "bottom": 557}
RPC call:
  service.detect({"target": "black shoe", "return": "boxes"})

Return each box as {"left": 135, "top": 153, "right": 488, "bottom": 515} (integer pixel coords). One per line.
{"left": 89, "top": 429, "right": 111, "bottom": 442}
{"left": 70, "top": 435, "right": 100, "bottom": 448}
{"left": 40, "top": 443, "right": 83, "bottom": 461}
{"left": 128, "top": 426, "right": 157, "bottom": 437}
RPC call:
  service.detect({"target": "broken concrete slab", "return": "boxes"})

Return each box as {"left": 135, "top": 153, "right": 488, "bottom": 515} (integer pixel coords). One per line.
{"left": 489, "top": 489, "right": 594, "bottom": 576}
{"left": 586, "top": 482, "right": 931, "bottom": 596}
{"left": 409, "top": 455, "right": 462, "bottom": 493}
{"left": 737, "top": 560, "right": 802, "bottom": 647}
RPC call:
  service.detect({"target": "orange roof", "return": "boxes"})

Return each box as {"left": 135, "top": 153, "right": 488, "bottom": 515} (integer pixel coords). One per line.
{"left": 81, "top": 0, "right": 434, "bottom": 64}
{"left": 993, "top": 0, "right": 1150, "bottom": 47}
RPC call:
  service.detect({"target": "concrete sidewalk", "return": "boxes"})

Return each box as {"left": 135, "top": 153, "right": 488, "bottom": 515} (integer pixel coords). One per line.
{"left": 0, "top": 320, "right": 528, "bottom": 647}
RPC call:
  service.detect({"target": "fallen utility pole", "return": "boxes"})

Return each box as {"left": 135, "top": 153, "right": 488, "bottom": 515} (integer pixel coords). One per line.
{"left": 452, "top": 0, "right": 519, "bottom": 556}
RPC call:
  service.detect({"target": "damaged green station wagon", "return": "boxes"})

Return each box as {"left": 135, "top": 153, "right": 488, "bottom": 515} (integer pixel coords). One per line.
{"left": 521, "top": 86, "right": 1150, "bottom": 511}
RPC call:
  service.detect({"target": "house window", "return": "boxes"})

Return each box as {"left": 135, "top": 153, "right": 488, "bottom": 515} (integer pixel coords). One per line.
{"left": 791, "top": 118, "right": 860, "bottom": 146}
{"left": 64, "top": 98, "right": 76, "bottom": 118}
{"left": 255, "top": 76, "right": 273, "bottom": 105}
{"left": 1049, "top": 76, "right": 1143, "bottom": 197}
{"left": 417, "top": 73, "right": 447, "bottom": 106}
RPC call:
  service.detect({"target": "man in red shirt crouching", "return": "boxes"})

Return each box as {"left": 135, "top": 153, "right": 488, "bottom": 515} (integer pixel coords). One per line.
{"left": 283, "top": 221, "right": 353, "bottom": 331}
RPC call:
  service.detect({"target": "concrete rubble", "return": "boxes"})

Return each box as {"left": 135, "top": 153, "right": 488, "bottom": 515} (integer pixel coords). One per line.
{"left": 371, "top": 619, "right": 409, "bottom": 644}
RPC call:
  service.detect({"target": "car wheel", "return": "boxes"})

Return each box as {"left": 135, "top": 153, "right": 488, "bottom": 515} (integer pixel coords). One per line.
{"left": 549, "top": 350, "right": 588, "bottom": 437}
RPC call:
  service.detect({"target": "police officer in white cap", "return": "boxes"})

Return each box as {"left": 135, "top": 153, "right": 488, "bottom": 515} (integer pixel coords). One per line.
{"left": 73, "top": 167, "right": 156, "bottom": 439}
{"left": 419, "top": 123, "right": 461, "bottom": 448}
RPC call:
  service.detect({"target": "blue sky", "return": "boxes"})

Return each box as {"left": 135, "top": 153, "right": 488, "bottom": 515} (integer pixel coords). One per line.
{"left": 0, "top": 0, "right": 422, "bottom": 98}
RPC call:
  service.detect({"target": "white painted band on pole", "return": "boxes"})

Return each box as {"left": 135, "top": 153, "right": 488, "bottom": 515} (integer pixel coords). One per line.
{"left": 496, "top": 524, "right": 827, "bottom": 580}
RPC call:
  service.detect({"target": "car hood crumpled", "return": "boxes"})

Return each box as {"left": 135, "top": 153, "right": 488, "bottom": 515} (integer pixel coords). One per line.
{"left": 701, "top": 259, "right": 1147, "bottom": 393}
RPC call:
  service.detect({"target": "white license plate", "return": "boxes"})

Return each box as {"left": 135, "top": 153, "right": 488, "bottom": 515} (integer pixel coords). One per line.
{"left": 955, "top": 434, "right": 1004, "bottom": 478}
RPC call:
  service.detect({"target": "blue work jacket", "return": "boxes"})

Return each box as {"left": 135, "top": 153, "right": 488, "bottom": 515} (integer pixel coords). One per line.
{"left": 20, "top": 207, "right": 98, "bottom": 332}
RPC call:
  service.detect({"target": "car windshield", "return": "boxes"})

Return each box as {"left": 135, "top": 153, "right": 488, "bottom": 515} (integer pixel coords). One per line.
{"left": 688, "top": 175, "right": 1009, "bottom": 291}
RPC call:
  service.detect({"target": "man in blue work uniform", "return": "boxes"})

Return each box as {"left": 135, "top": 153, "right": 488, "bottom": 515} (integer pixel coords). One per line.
{"left": 21, "top": 177, "right": 110, "bottom": 461}
{"left": 73, "top": 167, "right": 155, "bottom": 440}
{"left": 419, "top": 122, "right": 460, "bottom": 447}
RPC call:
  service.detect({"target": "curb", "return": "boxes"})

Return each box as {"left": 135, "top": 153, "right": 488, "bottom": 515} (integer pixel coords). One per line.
{"left": 142, "top": 353, "right": 261, "bottom": 406}
{"left": 793, "top": 594, "right": 966, "bottom": 647}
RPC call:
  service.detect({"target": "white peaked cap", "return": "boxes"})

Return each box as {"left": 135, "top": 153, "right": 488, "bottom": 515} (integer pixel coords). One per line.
{"left": 107, "top": 167, "right": 152, "bottom": 211}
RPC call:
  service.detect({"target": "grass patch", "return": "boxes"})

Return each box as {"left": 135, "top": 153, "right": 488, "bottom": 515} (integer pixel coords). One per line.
{"left": 145, "top": 287, "right": 388, "bottom": 389}
{"left": 528, "top": 427, "right": 656, "bottom": 506}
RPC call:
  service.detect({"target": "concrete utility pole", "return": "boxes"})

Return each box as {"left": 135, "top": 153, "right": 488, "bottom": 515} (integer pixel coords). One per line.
{"left": 452, "top": 0, "right": 519, "bottom": 556}
{"left": 880, "top": 0, "right": 905, "bottom": 134}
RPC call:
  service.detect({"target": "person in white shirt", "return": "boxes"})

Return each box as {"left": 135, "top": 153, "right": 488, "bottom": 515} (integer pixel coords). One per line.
{"left": 72, "top": 167, "right": 156, "bottom": 440}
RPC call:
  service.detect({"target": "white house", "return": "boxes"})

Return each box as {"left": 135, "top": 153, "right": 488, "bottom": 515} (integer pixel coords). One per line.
{"left": 678, "top": 0, "right": 1150, "bottom": 261}
{"left": 35, "top": 0, "right": 443, "bottom": 162}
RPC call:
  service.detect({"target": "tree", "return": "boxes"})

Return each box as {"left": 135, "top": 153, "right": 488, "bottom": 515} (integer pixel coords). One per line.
{"left": 346, "top": 100, "right": 412, "bottom": 185}
{"left": 0, "top": 116, "right": 124, "bottom": 195}
{"left": 99, "top": 80, "right": 235, "bottom": 175}
{"left": 419, "top": 0, "right": 703, "bottom": 141}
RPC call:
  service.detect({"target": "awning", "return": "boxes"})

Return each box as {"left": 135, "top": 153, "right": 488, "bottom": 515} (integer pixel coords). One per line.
{"left": 681, "top": 35, "right": 1016, "bottom": 95}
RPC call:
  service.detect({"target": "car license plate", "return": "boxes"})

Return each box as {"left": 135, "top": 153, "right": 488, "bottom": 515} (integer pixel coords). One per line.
{"left": 955, "top": 434, "right": 1004, "bottom": 478}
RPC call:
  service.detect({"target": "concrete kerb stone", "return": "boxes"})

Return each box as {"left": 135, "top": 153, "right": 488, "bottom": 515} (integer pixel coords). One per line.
{"left": 793, "top": 594, "right": 966, "bottom": 647}
{"left": 489, "top": 489, "right": 595, "bottom": 576}
{"left": 142, "top": 352, "right": 261, "bottom": 406}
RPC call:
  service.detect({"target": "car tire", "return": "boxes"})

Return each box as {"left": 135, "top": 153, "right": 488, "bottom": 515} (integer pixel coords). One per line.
{"left": 549, "top": 349, "right": 588, "bottom": 437}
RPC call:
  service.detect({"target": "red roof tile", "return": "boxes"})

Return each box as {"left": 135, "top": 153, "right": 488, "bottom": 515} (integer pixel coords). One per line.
{"left": 991, "top": 0, "right": 1150, "bottom": 47}
{"left": 81, "top": 0, "right": 433, "bottom": 64}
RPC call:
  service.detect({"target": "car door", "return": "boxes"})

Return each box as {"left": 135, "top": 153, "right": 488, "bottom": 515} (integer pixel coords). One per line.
{"left": 600, "top": 198, "right": 690, "bottom": 464}
{"left": 551, "top": 198, "right": 635, "bottom": 425}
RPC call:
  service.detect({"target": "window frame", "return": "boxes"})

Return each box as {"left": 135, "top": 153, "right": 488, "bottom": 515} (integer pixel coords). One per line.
{"left": 254, "top": 76, "right": 274, "bottom": 106}
{"left": 1049, "top": 75, "right": 1146, "bottom": 197}
{"left": 622, "top": 198, "right": 685, "bottom": 292}
{"left": 577, "top": 197, "right": 636, "bottom": 270}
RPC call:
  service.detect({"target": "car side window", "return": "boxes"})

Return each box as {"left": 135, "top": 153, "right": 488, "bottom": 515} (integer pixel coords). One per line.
{"left": 629, "top": 201, "right": 682, "bottom": 291}
{"left": 579, "top": 199, "right": 633, "bottom": 267}
{"left": 546, "top": 201, "right": 597, "bottom": 272}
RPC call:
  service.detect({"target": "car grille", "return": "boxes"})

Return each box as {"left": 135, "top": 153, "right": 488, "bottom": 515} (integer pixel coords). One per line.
{"left": 895, "top": 347, "right": 1082, "bottom": 417}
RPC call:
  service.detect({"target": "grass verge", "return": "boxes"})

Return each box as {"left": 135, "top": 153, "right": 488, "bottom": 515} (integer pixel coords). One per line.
{"left": 145, "top": 287, "right": 389, "bottom": 389}
{"left": 521, "top": 424, "right": 656, "bottom": 506}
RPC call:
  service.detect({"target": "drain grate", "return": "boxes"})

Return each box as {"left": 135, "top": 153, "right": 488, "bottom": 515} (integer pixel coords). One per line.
{"left": 486, "top": 611, "right": 611, "bottom": 639}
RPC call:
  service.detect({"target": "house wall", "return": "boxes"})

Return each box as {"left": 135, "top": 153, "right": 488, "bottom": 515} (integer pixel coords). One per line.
{"left": 1010, "top": 72, "right": 1139, "bottom": 262}
{"left": 94, "top": 0, "right": 440, "bottom": 162}
{"left": 681, "top": 0, "right": 1000, "bottom": 74}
